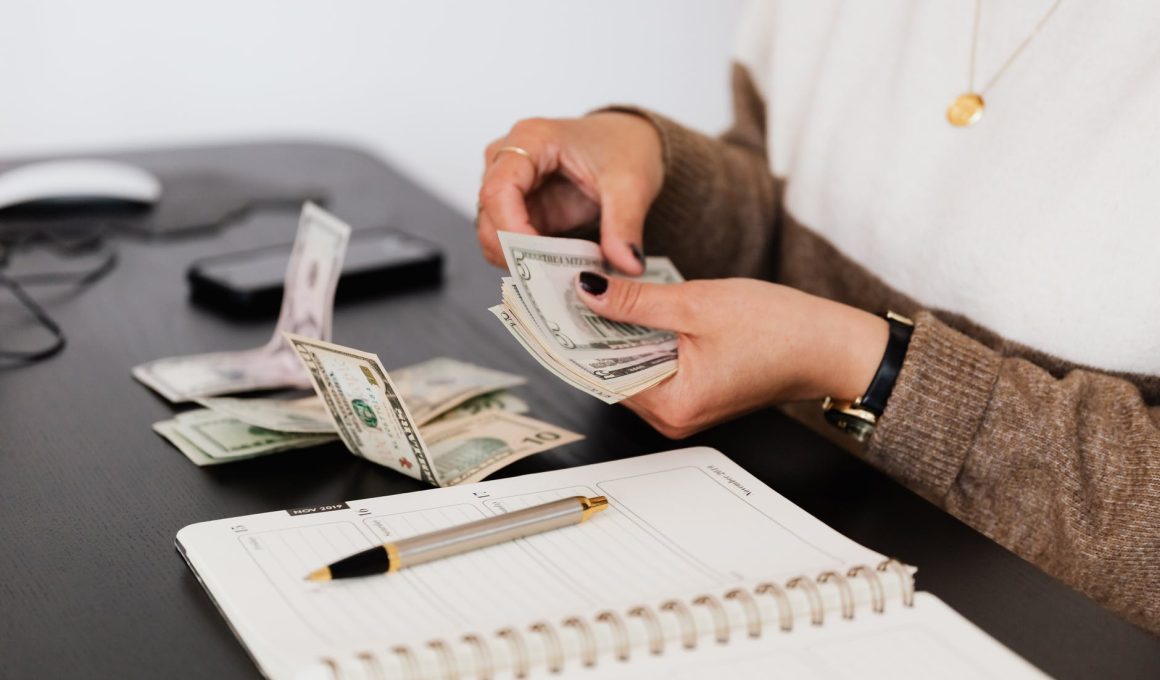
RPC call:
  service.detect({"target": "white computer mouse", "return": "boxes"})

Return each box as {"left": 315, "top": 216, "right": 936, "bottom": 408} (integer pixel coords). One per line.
{"left": 0, "top": 159, "right": 162, "bottom": 213}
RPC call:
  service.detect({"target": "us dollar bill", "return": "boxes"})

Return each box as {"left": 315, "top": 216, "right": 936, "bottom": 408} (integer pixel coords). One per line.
{"left": 389, "top": 357, "right": 525, "bottom": 425}
{"left": 426, "top": 390, "right": 529, "bottom": 424}
{"left": 162, "top": 387, "right": 538, "bottom": 466}
{"left": 283, "top": 333, "right": 437, "bottom": 484}
{"left": 284, "top": 334, "right": 581, "bottom": 486}
{"left": 195, "top": 386, "right": 531, "bottom": 435}
{"left": 492, "top": 232, "right": 683, "bottom": 402}
{"left": 499, "top": 231, "right": 681, "bottom": 351}
{"left": 194, "top": 395, "right": 335, "bottom": 434}
{"left": 422, "top": 411, "right": 583, "bottom": 485}
{"left": 154, "top": 410, "right": 336, "bottom": 466}
{"left": 489, "top": 305, "right": 621, "bottom": 404}
{"left": 132, "top": 202, "right": 350, "bottom": 402}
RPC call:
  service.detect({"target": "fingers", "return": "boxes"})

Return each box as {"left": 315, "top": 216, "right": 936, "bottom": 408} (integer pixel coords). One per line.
{"left": 573, "top": 271, "right": 693, "bottom": 332}
{"left": 478, "top": 149, "right": 541, "bottom": 231}
{"left": 476, "top": 152, "right": 539, "bottom": 267}
{"left": 622, "top": 380, "right": 701, "bottom": 440}
{"left": 477, "top": 122, "right": 558, "bottom": 268}
{"left": 475, "top": 209, "right": 507, "bottom": 268}
{"left": 597, "top": 175, "right": 651, "bottom": 275}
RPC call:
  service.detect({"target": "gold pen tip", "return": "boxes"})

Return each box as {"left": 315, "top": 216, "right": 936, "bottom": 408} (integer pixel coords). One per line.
{"left": 580, "top": 495, "right": 609, "bottom": 520}
{"left": 305, "top": 567, "right": 332, "bottom": 582}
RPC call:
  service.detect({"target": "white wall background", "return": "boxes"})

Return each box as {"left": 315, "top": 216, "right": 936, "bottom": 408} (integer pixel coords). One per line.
{"left": 0, "top": 1, "right": 746, "bottom": 215}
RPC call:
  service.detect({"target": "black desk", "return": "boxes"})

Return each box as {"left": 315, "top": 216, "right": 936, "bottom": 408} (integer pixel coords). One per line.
{"left": 1, "top": 142, "right": 1156, "bottom": 679}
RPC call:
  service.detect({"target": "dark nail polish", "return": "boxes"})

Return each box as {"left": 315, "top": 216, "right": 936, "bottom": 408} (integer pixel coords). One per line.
{"left": 630, "top": 243, "right": 645, "bottom": 265}
{"left": 579, "top": 271, "right": 609, "bottom": 296}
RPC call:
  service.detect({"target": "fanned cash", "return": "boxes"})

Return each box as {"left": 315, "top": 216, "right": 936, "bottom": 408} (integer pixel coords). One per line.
{"left": 387, "top": 357, "right": 526, "bottom": 425}
{"left": 491, "top": 232, "right": 683, "bottom": 403}
{"left": 430, "top": 390, "right": 528, "bottom": 423}
{"left": 153, "top": 410, "right": 337, "bottom": 467}
{"left": 194, "top": 395, "right": 335, "bottom": 434}
{"left": 194, "top": 389, "right": 529, "bottom": 435}
{"left": 283, "top": 334, "right": 581, "bottom": 487}
{"left": 284, "top": 333, "right": 437, "bottom": 483}
{"left": 422, "top": 411, "right": 581, "bottom": 485}
{"left": 132, "top": 202, "right": 351, "bottom": 402}
{"left": 161, "top": 357, "right": 533, "bottom": 470}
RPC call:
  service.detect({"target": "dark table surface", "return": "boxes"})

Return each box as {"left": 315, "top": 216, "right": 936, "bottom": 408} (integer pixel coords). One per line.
{"left": 0, "top": 142, "right": 1156, "bottom": 679}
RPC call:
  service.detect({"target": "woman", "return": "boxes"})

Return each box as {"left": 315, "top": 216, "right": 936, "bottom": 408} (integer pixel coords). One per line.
{"left": 474, "top": 2, "right": 1160, "bottom": 634}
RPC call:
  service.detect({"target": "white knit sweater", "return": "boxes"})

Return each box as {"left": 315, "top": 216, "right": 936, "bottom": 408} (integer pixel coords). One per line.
{"left": 736, "top": 0, "right": 1160, "bottom": 374}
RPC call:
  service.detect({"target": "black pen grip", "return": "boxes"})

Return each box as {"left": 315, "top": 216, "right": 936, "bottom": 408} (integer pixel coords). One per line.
{"left": 328, "top": 545, "right": 392, "bottom": 579}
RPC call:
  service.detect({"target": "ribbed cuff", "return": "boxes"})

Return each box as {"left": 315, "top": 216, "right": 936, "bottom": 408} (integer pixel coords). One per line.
{"left": 590, "top": 105, "right": 721, "bottom": 243}
{"left": 867, "top": 311, "right": 1002, "bottom": 499}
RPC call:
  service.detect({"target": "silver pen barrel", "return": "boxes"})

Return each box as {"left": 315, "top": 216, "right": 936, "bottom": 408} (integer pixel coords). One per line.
{"left": 389, "top": 496, "right": 607, "bottom": 570}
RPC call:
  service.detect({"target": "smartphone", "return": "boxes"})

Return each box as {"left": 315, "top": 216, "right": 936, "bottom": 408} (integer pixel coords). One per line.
{"left": 188, "top": 227, "right": 443, "bottom": 317}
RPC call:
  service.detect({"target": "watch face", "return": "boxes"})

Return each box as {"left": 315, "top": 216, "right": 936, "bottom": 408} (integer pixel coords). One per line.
{"left": 823, "top": 408, "right": 876, "bottom": 443}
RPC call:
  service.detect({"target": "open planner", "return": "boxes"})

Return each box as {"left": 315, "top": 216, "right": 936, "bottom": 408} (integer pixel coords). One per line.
{"left": 176, "top": 447, "right": 1049, "bottom": 679}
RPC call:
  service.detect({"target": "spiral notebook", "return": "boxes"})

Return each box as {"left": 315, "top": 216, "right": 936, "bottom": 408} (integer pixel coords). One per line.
{"left": 176, "top": 447, "right": 1048, "bottom": 679}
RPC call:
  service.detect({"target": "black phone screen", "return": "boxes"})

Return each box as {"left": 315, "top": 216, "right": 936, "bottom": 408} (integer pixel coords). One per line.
{"left": 189, "top": 227, "right": 443, "bottom": 316}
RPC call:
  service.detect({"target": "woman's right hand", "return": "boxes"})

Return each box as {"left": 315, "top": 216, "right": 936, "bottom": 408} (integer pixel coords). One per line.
{"left": 476, "top": 111, "right": 664, "bottom": 275}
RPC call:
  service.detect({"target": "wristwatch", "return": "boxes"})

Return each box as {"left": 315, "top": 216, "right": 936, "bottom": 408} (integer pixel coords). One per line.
{"left": 822, "top": 311, "right": 914, "bottom": 442}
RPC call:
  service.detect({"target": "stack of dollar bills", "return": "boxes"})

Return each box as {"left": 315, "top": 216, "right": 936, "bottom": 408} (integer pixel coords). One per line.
{"left": 489, "top": 232, "right": 683, "bottom": 404}
{"left": 136, "top": 204, "right": 581, "bottom": 486}
{"left": 155, "top": 350, "right": 580, "bottom": 487}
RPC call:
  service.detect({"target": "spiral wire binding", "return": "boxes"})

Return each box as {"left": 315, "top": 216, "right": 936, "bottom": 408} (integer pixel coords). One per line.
{"left": 660, "top": 599, "right": 698, "bottom": 650}
{"left": 562, "top": 617, "right": 598, "bottom": 667}
{"left": 495, "top": 628, "right": 529, "bottom": 678}
{"left": 818, "top": 570, "right": 856, "bottom": 620}
{"left": 628, "top": 605, "right": 665, "bottom": 655}
{"left": 460, "top": 634, "right": 493, "bottom": 680}
{"left": 356, "top": 651, "right": 383, "bottom": 680}
{"left": 786, "top": 575, "right": 826, "bottom": 626}
{"left": 848, "top": 565, "right": 887, "bottom": 613}
{"left": 324, "top": 558, "right": 915, "bottom": 679}
{"left": 529, "top": 622, "right": 564, "bottom": 673}
{"left": 693, "top": 594, "right": 731, "bottom": 644}
{"left": 595, "top": 610, "right": 630, "bottom": 661}
{"left": 724, "top": 588, "right": 763, "bottom": 638}
{"left": 392, "top": 646, "right": 419, "bottom": 680}
{"left": 426, "top": 640, "right": 457, "bottom": 680}
{"left": 878, "top": 558, "right": 915, "bottom": 607}
{"left": 755, "top": 580, "right": 795, "bottom": 632}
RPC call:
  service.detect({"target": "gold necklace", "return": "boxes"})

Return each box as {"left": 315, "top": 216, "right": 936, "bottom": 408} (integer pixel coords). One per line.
{"left": 947, "top": 0, "right": 1064, "bottom": 127}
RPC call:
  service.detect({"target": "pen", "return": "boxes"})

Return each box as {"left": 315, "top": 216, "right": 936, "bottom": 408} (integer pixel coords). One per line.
{"left": 306, "top": 495, "right": 609, "bottom": 581}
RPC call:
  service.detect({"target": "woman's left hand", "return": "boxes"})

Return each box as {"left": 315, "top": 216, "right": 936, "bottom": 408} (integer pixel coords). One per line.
{"left": 574, "top": 272, "right": 889, "bottom": 438}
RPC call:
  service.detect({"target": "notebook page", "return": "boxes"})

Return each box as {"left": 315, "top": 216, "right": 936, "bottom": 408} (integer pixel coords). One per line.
{"left": 176, "top": 447, "right": 887, "bottom": 678}
{"left": 584, "top": 592, "right": 1049, "bottom": 680}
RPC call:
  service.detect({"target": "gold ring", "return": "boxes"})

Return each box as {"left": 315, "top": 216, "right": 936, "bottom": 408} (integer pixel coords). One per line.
{"left": 492, "top": 145, "right": 536, "bottom": 170}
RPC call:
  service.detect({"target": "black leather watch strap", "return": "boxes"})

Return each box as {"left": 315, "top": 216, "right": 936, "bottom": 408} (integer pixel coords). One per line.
{"left": 858, "top": 312, "right": 914, "bottom": 417}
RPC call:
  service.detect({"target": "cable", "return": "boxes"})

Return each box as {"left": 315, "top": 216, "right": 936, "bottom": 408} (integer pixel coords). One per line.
{"left": 0, "top": 192, "right": 326, "bottom": 366}
{"left": 0, "top": 269, "right": 67, "bottom": 363}
{"left": 0, "top": 223, "right": 115, "bottom": 366}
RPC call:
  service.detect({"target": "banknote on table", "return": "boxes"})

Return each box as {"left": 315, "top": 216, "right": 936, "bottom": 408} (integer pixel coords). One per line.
{"left": 132, "top": 202, "right": 350, "bottom": 402}
{"left": 194, "top": 387, "right": 530, "bottom": 435}
{"left": 388, "top": 357, "right": 525, "bottom": 425}
{"left": 427, "top": 390, "right": 528, "bottom": 424}
{"left": 284, "top": 333, "right": 581, "bottom": 486}
{"left": 422, "top": 411, "right": 583, "bottom": 485}
{"left": 153, "top": 409, "right": 337, "bottom": 466}
{"left": 283, "top": 333, "right": 437, "bottom": 483}
{"left": 492, "top": 232, "right": 684, "bottom": 403}
{"left": 194, "top": 395, "right": 335, "bottom": 433}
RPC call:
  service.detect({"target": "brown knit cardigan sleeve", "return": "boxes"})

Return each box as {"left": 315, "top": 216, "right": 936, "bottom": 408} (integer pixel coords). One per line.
{"left": 601, "top": 65, "right": 1160, "bottom": 634}
{"left": 601, "top": 64, "right": 781, "bottom": 281}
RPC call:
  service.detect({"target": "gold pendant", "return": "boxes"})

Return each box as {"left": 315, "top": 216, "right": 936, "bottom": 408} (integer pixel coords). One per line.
{"left": 947, "top": 93, "right": 985, "bottom": 127}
